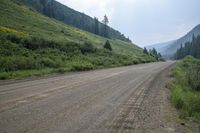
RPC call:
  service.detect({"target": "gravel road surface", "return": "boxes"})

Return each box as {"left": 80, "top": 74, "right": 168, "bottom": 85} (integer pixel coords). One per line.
{"left": 0, "top": 62, "right": 180, "bottom": 133}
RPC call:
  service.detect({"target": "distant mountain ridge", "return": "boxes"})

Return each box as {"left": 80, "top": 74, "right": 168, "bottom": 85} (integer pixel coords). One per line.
{"left": 16, "top": 0, "right": 131, "bottom": 42}
{"left": 147, "top": 24, "right": 200, "bottom": 59}
{"left": 146, "top": 40, "right": 175, "bottom": 54}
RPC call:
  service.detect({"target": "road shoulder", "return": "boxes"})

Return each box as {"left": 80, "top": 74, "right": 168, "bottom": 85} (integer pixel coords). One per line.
{"left": 133, "top": 64, "right": 199, "bottom": 133}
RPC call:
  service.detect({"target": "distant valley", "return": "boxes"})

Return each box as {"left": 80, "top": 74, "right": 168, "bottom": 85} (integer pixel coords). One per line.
{"left": 147, "top": 24, "right": 200, "bottom": 59}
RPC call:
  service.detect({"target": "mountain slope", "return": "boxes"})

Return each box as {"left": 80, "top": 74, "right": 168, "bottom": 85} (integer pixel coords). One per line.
{"left": 147, "top": 40, "right": 175, "bottom": 55}
{"left": 175, "top": 35, "right": 200, "bottom": 59}
{"left": 147, "top": 24, "right": 200, "bottom": 59}
{"left": 15, "top": 0, "right": 131, "bottom": 42}
{"left": 165, "top": 24, "right": 200, "bottom": 57}
{"left": 0, "top": 0, "right": 158, "bottom": 79}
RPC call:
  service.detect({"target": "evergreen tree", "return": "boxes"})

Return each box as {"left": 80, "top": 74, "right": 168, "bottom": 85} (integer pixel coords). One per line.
{"left": 148, "top": 48, "right": 162, "bottom": 60}
{"left": 94, "top": 17, "right": 99, "bottom": 35}
{"left": 175, "top": 35, "right": 200, "bottom": 59}
{"left": 152, "top": 48, "right": 158, "bottom": 56}
{"left": 104, "top": 40, "right": 112, "bottom": 51}
{"left": 143, "top": 47, "right": 148, "bottom": 54}
{"left": 197, "top": 35, "right": 200, "bottom": 58}
{"left": 102, "top": 15, "right": 109, "bottom": 37}
{"left": 22, "top": 0, "right": 131, "bottom": 42}
{"left": 23, "top": 0, "right": 131, "bottom": 42}
{"left": 158, "top": 53, "right": 162, "bottom": 58}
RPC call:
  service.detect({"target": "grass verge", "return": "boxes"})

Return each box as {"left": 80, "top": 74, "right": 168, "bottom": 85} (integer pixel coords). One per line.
{"left": 168, "top": 56, "right": 200, "bottom": 124}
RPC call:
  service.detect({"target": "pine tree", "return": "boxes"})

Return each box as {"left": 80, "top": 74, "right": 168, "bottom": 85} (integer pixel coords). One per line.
{"left": 197, "top": 35, "right": 200, "bottom": 58}
{"left": 174, "top": 35, "right": 200, "bottom": 59}
{"left": 102, "top": 15, "right": 109, "bottom": 37}
{"left": 143, "top": 47, "right": 148, "bottom": 54}
{"left": 104, "top": 40, "right": 112, "bottom": 51}
{"left": 152, "top": 48, "right": 158, "bottom": 56}
{"left": 94, "top": 17, "right": 99, "bottom": 35}
{"left": 158, "top": 53, "right": 162, "bottom": 58}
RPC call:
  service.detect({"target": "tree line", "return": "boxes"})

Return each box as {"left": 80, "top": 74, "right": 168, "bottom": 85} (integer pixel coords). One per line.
{"left": 20, "top": 0, "right": 131, "bottom": 42}
{"left": 175, "top": 35, "right": 200, "bottom": 59}
{"left": 143, "top": 47, "right": 163, "bottom": 61}
{"left": 94, "top": 15, "right": 109, "bottom": 38}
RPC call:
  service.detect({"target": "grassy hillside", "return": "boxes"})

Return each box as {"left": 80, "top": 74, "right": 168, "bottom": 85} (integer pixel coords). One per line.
{"left": 168, "top": 56, "right": 200, "bottom": 124}
{"left": 16, "top": 0, "right": 131, "bottom": 42}
{"left": 0, "top": 0, "right": 158, "bottom": 79}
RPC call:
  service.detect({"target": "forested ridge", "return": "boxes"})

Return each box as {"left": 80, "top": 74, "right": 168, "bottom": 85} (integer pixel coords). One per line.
{"left": 175, "top": 35, "right": 200, "bottom": 59}
{"left": 15, "top": 0, "right": 131, "bottom": 42}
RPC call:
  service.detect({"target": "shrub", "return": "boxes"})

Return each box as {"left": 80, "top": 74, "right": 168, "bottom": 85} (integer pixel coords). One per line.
{"left": 71, "top": 61, "right": 94, "bottom": 71}
{"left": 6, "top": 33, "right": 22, "bottom": 44}
{"left": 0, "top": 56, "right": 41, "bottom": 71}
{"left": 80, "top": 42, "right": 95, "bottom": 54}
{"left": 56, "top": 68, "right": 70, "bottom": 73}
{"left": 40, "top": 57, "right": 59, "bottom": 68}
{"left": 104, "top": 40, "right": 112, "bottom": 51}
{"left": 132, "top": 59, "right": 140, "bottom": 64}
{"left": 0, "top": 72, "right": 10, "bottom": 80}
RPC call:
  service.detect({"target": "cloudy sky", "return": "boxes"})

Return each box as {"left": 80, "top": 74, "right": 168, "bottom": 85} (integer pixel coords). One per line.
{"left": 56, "top": 0, "right": 200, "bottom": 47}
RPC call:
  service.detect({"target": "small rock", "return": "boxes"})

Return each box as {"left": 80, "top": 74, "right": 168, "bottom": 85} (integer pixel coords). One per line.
{"left": 160, "top": 124, "right": 165, "bottom": 127}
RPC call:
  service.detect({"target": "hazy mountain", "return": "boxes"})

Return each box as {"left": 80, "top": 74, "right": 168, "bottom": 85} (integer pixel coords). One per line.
{"left": 147, "top": 24, "right": 200, "bottom": 59}
{"left": 16, "top": 0, "right": 131, "bottom": 42}
{"left": 146, "top": 40, "right": 175, "bottom": 54}
{"left": 175, "top": 35, "right": 200, "bottom": 59}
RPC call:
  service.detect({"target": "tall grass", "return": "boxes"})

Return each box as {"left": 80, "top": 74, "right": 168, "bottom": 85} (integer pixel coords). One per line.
{"left": 169, "top": 56, "right": 200, "bottom": 124}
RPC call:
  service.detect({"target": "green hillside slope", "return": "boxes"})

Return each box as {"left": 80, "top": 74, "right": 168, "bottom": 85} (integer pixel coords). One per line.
{"left": 16, "top": 0, "right": 131, "bottom": 42}
{"left": 0, "top": 0, "right": 158, "bottom": 79}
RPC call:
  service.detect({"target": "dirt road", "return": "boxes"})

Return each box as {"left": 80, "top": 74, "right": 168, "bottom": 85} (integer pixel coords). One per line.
{"left": 0, "top": 62, "right": 179, "bottom": 133}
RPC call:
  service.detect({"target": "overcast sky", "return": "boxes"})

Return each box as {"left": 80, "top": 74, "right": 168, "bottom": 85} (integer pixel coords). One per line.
{"left": 56, "top": 0, "right": 200, "bottom": 47}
